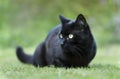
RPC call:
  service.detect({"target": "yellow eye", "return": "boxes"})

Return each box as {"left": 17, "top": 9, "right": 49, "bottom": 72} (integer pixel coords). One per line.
{"left": 68, "top": 34, "right": 74, "bottom": 39}
{"left": 59, "top": 34, "right": 63, "bottom": 39}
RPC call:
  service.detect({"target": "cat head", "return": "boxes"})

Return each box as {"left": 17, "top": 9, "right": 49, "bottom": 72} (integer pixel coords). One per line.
{"left": 58, "top": 14, "right": 91, "bottom": 54}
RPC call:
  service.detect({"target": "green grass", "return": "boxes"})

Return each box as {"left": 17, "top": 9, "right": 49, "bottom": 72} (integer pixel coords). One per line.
{"left": 0, "top": 45, "right": 120, "bottom": 79}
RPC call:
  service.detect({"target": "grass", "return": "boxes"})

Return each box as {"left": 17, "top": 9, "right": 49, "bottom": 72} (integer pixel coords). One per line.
{"left": 0, "top": 45, "right": 120, "bottom": 79}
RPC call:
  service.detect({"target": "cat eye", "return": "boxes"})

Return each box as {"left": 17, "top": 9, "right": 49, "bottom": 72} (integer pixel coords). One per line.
{"left": 68, "top": 34, "right": 74, "bottom": 39}
{"left": 59, "top": 34, "right": 63, "bottom": 39}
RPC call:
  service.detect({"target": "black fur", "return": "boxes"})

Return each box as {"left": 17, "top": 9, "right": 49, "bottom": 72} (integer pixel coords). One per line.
{"left": 16, "top": 14, "right": 97, "bottom": 68}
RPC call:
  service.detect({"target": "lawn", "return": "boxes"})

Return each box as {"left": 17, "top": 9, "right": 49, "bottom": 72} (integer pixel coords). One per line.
{"left": 0, "top": 45, "right": 120, "bottom": 79}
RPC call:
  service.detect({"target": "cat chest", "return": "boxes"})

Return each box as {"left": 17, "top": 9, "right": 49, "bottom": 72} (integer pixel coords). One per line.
{"left": 52, "top": 55, "right": 89, "bottom": 67}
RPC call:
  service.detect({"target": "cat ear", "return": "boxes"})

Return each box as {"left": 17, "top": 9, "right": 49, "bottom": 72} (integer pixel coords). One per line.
{"left": 75, "top": 14, "right": 87, "bottom": 26}
{"left": 59, "top": 15, "right": 70, "bottom": 25}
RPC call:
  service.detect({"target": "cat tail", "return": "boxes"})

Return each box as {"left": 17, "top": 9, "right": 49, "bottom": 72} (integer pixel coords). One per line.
{"left": 16, "top": 46, "right": 33, "bottom": 65}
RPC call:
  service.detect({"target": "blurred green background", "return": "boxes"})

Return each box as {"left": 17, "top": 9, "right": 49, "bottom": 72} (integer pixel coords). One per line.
{"left": 0, "top": 0, "right": 120, "bottom": 49}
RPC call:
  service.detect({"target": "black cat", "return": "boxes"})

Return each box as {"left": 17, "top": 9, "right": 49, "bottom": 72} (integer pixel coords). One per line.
{"left": 16, "top": 14, "right": 96, "bottom": 68}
